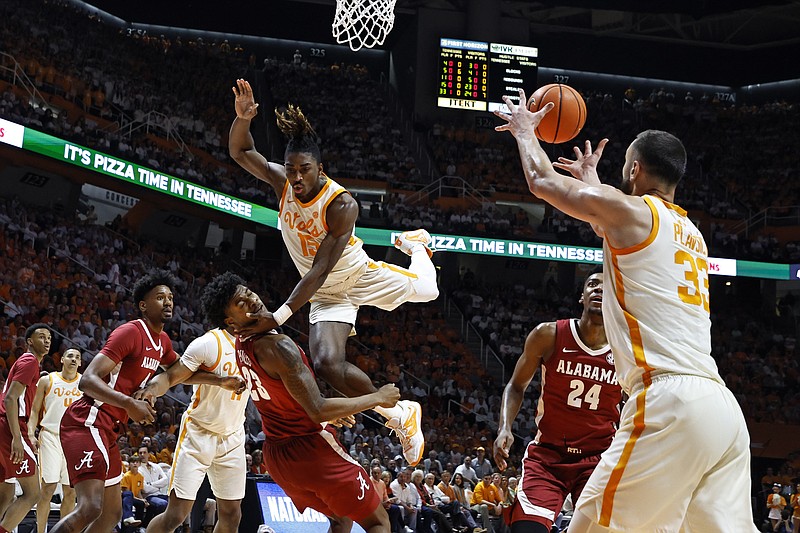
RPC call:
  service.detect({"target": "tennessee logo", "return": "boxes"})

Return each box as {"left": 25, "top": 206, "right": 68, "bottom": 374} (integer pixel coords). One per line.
{"left": 15, "top": 459, "right": 30, "bottom": 475}
{"left": 75, "top": 451, "right": 94, "bottom": 470}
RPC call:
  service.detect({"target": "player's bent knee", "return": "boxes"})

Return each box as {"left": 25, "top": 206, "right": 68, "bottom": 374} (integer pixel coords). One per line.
{"left": 217, "top": 501, "right": 242, "bottom": 524}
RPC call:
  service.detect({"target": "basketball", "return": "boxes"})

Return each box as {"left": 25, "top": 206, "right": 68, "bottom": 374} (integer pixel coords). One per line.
{"left": 526, "top": 84, "right": 587, "bottom": 144}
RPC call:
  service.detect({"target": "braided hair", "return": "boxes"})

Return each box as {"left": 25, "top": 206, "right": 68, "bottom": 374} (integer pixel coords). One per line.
{"left": 275, "top": 103, "right": 321, "bottom": 162}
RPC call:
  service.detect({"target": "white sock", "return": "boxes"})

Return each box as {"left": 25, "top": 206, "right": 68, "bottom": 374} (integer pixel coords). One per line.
{"left": 408, "top": 247, "right": 439, "bottom": 302}
{"left": 375, "top": 404, "right": 404, "bottom": 421}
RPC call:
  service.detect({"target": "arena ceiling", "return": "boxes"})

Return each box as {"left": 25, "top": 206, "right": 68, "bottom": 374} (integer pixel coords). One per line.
{"left": 85, "top": 0, "right": 800, "bottom": 84}
{"left": 87, "top": 0, "right": 800, "bottom": 50}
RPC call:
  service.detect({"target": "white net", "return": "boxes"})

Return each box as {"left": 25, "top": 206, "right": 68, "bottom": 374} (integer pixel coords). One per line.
{"left": 332, "top": 0, "right": 397, "bottom": 52}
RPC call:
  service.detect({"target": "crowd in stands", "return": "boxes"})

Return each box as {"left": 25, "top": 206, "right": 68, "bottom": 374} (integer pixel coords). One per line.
{"left": 2, "top": 0, "right": 800, "bottom": 264}
{"left": 1, "top": 1, "right": 800, "bottom": 529}
{"left": 2, "top": 189, "right": 798, "bottom": 526}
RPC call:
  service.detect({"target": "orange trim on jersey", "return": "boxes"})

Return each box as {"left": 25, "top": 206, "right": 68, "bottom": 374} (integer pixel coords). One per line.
{"left": 600, "top": 387, "right": 648, "bottom": 526}
{"left": 606, "top": 196, "right": 660, "bottom": 256}
{"left": 657, "top": 197, "right": 688, "bottom": 217}
{"left": 295, "top": 175, "right": 333, "bottom": 208}
{"left": 58, "top": 372, "right": 81, "bottom": 384}
{"left": 279, "top": 181, "right": 289, "bottom": 214}
{"left": 199, "top": 331, "right": 223, "bottom": 373}
{"left": 221, "top": 330, "right": 236, "bottom": 351}
{"left": 378, "top": 261, "right": 418, "bottom": 279}
{"left": 168, "top": 416, "right": 191, "bottom": 492}
{"left": 45, "top": 374, "right": 54, "bottom": 396}
{"left": 598, "top": 251, "right": 655, "bottom": 526}
{"left": 191, "top": 388, "right": 202, "bottom": 410}
{"left": 320, "top": 189, "right": 348, "bottom": 232}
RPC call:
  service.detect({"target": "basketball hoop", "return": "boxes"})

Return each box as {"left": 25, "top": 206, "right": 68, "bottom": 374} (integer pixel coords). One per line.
{"left": 332, "top": 0, "right": 397, "bottom": 52}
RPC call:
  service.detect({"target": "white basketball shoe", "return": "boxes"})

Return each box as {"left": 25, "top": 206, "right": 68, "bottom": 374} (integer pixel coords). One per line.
{"left": 394, "top": 229, "right": 435, "bottom": 259}
{"left": 385, "top": 399, "right": 424, "bottom": 466}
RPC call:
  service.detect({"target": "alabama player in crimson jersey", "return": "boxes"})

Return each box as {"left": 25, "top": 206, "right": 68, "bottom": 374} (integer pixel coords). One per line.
{"left": 494, "top": 272, "right": 622, "bottom": 533}
{"left": 50, "top": 271, "right": 225, "bottom": 533}
{"left": 201, "top": 272, "right": 400, "bottom": 533}
{"left": 0, "top": 323, "right": 51, "bottom": 533}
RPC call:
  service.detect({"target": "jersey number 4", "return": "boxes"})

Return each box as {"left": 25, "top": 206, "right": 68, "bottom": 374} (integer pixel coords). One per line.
{"left": 240, "top": 367, "right": 271, "bottom": 401}
{"left": 567, "top": 380, "right": 601, "bottom": 411}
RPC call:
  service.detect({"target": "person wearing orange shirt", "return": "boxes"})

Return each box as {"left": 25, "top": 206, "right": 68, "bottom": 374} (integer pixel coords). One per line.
{"left": 120, "top": 456, "right": 145, "bottom": 528}
{"left": 154, "top": 434, "right": 176, "bottom": 465}
{"left": 471, "top": 473, "right": 504, "bottom": 533}
{"left": 371, "top": 466, "right": 404, "bottom": 533}
{"left": 790, "top": 482, "right": 800, "bottom": 533}
{"left": 767, "top": 484, "right": 787, "bottom": 532}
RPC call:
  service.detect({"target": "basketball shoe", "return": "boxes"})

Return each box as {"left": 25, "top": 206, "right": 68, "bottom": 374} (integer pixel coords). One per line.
{"left": 385, "top": 399, "right": 424, "bottom": 466}
{"left": 394, "top": 229, "right": 434, "bottom": 258}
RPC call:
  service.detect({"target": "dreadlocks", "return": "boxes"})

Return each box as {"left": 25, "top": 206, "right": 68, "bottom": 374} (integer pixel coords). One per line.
{"left": 275, "top": 103, "right": 321, "bottom": 162}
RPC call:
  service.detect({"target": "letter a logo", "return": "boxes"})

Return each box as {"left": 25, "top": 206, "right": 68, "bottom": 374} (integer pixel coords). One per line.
{"left": 356, "top": 470, "right": 370, "bottom": 501}
{"left": 15, "top": 459, "right": 30, "bottom": 476}
{"left": 75, "top": 451, "right": 94, "bottom": 470}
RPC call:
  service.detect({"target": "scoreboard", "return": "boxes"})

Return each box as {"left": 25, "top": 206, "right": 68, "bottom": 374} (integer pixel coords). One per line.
{"left": 438, "top": 38, "right": 538, "bottom": 112}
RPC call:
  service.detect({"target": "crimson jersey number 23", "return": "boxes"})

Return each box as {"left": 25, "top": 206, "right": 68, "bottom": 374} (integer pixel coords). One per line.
{"left": 675, "top": 250, "right": 710, "bottom": 312}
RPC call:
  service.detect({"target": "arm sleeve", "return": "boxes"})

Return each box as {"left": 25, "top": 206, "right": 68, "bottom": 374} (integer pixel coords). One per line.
{"left": 180, "top": 333, "right": 216, "bottom": 373}
{"left": 99, "top": 323, "right": 137, "bottom": 364}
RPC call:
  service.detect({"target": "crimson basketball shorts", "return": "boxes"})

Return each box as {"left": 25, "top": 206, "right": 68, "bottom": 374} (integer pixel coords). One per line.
{"left": 60, "top": 404, "right": 122, "bottom": 487}
{"left": 510, "top": 443, "right": 602, "bottom": 528}
{"left": 0, "top": 417, "right": 37, "bottom": 480}
{"left": 262, "top": 426, "right": 380, "bottom": 522}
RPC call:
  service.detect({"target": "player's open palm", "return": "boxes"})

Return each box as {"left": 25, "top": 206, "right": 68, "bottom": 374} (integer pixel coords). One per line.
{"left": 493, "top": 430, "right": 514, "bottom": 471}
{"left": 377, "top": 384, "right": 400, "bottom": 408}
{"left": 233, "top": 78, "right": 259, "bottom": 120}
{"left": 553, "top": 138, "right": 609, "bottom": 183}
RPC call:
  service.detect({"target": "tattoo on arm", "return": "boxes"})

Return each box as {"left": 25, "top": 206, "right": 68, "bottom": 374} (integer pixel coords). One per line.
{"left": 274, "top": 338, "right": 321, "bottom": 405}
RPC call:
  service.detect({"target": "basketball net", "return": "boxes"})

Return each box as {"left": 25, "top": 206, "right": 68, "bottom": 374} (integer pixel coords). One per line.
{"left": 332, "top": 0, "right": 397, "bottom": 52}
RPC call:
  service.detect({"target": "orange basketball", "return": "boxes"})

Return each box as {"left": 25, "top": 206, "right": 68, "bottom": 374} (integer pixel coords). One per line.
{"left": 526, "top": 84, "right": 587, "bottom": 144}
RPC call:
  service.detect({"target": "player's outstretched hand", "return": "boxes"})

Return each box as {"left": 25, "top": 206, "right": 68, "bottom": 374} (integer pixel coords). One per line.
{"left": 327, "top": 415, "right": 356, "bottom": 428}
{"left": 236, "top": 308, "right": 279, "bottom": 337}
{"left": 494, "top": 88, "right": 554, "bottom": 139}
{"left": 376, "top": 384, "right": 401, "bottom": 408}
{"left": 220, "top": 375, "right": 247, "bottom": 395}
{"left": 232, "top": 78, "right": 259, "bottom": 120}
{"left": 493, "top": 429, "right": 514, "bottom": 471}
{"left": 126, "top": 397, "right": 156, "bottom": 426}
{"left": 553, "top": 138, "right": 609, "bottom": 183}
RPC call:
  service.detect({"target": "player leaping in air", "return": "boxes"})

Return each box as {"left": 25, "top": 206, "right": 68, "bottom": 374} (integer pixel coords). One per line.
{"left": 229, "top": 79, "right": 438, "bottom": 466}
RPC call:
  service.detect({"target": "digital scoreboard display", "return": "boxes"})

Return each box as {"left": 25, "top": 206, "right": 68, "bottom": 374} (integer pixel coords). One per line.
{"left": 438, "top": 38, "right": 538, "bottom": 112}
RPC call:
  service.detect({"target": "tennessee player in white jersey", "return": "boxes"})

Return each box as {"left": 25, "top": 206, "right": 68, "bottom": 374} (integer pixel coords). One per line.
{"left": 29, "top": 348, "right": 82, "bottom": 533}
{"left": 229, "top": 79, "right": 439, "bottom": 466}
{"left": 497, "top": 91, "right": 757, "bottom": 532}
{"left": 138, "top": 327, "right": 248, "bottom": 533}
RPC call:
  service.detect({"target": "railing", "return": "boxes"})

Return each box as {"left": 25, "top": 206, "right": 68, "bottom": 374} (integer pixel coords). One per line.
{"left": 403, "top": 175, "right": 488, "bottom": 207}
{"left": 730, "top": 205, "right": 800, "bottom": 238}
{"left": 401, "top": 369, "right": 431, "bottom": 396}
{"left": 117, "top": 110, "right": 193, "bottom": 159}
{"left": 444, "top": 294, "right": 506, "bottom": 382}
{"left": 446, "top": 399, "right": 525, "bottom": 441}
{"left": 380, "top": 72, "right": 435, "bottom": 182}
{"left": 0, "top": 51, "right": 55, "bottom": 112}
